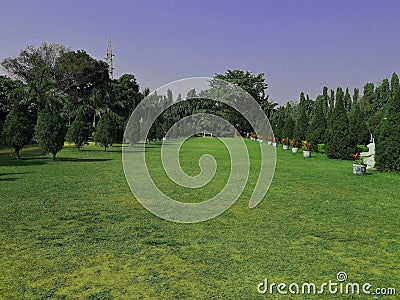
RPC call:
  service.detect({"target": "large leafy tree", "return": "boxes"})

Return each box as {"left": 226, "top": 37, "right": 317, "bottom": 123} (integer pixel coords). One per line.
{"left": 326, "top": 87, "right": 356, "bottom": 159}
{"left": 215, "top": 70, "right": 269, "bottom": 104}
{"left": 110, "top": 74, "right": 143, "bottom": 118}
{"left": 1, "top": 42, "right": 71, "bottom": 119}
{"left": 376, "top": 73, "right": 400, "bottom": 171}
{"left": 2, "top": 104, "right": 34, "bottom": 160}
{"left": 35, "top": 105, "right": 67, "bottom": 160}
{"left": 54, "top": 50, "right": 111, "bottom": 115}
{"left": 1, "top": 42, "right": 70, "bottom": 83}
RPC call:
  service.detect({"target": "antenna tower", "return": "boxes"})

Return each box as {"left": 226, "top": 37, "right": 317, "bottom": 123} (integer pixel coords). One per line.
{"left": 106, "top": 37, "right": 114, "bottom": 79}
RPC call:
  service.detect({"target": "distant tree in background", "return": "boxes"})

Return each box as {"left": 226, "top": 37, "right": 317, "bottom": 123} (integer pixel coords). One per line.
{"left": 215, "top": 69, "right": 268, "bottom": 104}
{"left": 66, "top": 108, "right": 92, "bottom": 150}
{"left": 326, "top": 87, "right": 356, "bottom": 159}
{"left": 35, "top": 105, "right": 67, "bottom": 160}
{"left": 2, "top": 104, "right": 33, "bottom": 160}
{"left": 1, "top": 42, "right": 70, "bottom": 83}
{"left": 376, "top": 72, "right": 400, "bottom": 171}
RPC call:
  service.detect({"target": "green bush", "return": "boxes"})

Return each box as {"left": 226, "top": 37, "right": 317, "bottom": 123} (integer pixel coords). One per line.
{"left": 318, "top": 144, "right": 325, "bottom": 153}
{"left": 356, "top": 144, "right": 368, "bottom": 153}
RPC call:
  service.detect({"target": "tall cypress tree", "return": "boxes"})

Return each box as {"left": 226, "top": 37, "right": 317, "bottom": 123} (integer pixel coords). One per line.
{"left": 325, "top": 89, "right": 335, "bottom": 141}
{"left": 326, "top": 87, "right": 356, "bottom": 159}
{"left": 66, "top": 108, "right": 92, "bottom": 150}
{"left": 353, "top": 88, "right": 359, "bottom": 104}
{"left": 35, "top": 105, "right": 67, "bottom": 160}
{"left": 94, "top": 112, "right": 118, "bottom": 151}
{"left": 376, "top": 73, "right": 400, "bottom": 171}
{"left": 362, "top": 82, "right": 375, "bottom": 120}
{"left": 344, "top": 87, "right": 352, "bottom": 111}
{"left": 307, "top": 95, "right": 326, "bottom": 150}
{"left": 2, "top": 104, "right": 33, "bottom": 160}
{"left": 349, "top": 101, "right": 370, "bottom": 146}
{"left": 293, "top": 94, "right": 309, "bottom": 141}
{"left": 322, "top": 86, "right": 329, "bottom": 116}
{"left": 282, "top": 115, "right": 295, "bottom": 141}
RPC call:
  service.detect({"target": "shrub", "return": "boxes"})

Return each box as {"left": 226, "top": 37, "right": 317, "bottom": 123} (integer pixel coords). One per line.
{"left": 318, "top": 144, "right": 325, "bottom": 153}
{"left": 356, "top": 144, "right": 369, "bottom": 153}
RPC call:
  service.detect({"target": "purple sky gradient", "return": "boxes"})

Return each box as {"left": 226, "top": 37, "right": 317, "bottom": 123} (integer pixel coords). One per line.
{"left": 1, "top": 0, "right": 399, "bottom": 104}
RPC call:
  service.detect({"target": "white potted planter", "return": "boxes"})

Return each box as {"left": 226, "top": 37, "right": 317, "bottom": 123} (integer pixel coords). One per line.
{"left": 353, "top": 163, "right": 367, "bottom": 175}
{"left": 292, "top": 148, "right": 299, "bottom": 153}
{"left": 303, "top": 150, "right": 311, "bottom": 157}
{"left": 267, "top": 140, "right": 272, "bottom": 145}
{"left": 272, "top": 142, "right": 277, "bottom": 147}
{"left": 283, "top": 144, "right": 289, "bottom": 150}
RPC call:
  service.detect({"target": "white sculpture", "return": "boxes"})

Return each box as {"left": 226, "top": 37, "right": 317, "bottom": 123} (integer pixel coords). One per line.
{"left": 360, "top": 137, "right": 375, "bottom": 169}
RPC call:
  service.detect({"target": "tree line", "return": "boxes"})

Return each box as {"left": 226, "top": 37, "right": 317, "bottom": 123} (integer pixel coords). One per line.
{"left": 269, "top": 73, "right": 400, "bottom": 171}
{"left": 0, "top": 42, "right": 145, "bottom": 158}
{"left": 1, "top": 42, "right": 399, "bottom": 171}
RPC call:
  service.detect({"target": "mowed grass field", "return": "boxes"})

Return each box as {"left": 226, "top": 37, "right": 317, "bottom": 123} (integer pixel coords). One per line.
{"left": 0, "top": 138, "right": 399, "bottom": 299}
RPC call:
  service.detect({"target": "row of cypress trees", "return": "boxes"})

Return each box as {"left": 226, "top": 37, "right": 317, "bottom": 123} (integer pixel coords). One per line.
{"left": 270, "top": 73, "right": 400, "bottom": 171}
{"left": 2, "top": 104, "right": 120, "bottom": 160}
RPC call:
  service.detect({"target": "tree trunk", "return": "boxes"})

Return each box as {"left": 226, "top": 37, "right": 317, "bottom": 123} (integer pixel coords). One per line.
{"left": 15, "top": 149, "right": 20, "bottom": 161}
{"left": 52, "top": 152, "right": 57, "bottom": 160}
{"left": 104, "top": 145, "right": 107, "bottom": 152}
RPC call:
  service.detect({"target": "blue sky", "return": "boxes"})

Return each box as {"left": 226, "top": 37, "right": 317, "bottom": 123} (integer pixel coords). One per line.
{"left": 1, "top": 0, "right": 399, "bottom": 104}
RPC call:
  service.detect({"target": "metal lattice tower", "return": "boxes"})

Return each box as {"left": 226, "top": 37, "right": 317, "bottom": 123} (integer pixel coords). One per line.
{"left": 106, "top": 36, "right": 114, "bottom": 79}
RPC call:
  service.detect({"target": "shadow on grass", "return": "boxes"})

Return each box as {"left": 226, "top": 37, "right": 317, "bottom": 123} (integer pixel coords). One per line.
{"left": 0, "top": 177, "right": 19, "bottom": 182}
{"left": 56, "top": 157, "right": 113, "bottom": 162}
{"left": 81, "top": 148, "right": 122, "bottom": 153}
{"left": 0, "top": 171, "right": 32, "bottom": 181}
{"left": 0, "top": 157, "right": 48, "bottom": 167}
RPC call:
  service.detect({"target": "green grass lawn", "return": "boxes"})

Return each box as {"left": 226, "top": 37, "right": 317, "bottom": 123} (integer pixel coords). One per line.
{"left": 0, "top": 139, "right": 399, "bottom": 299}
